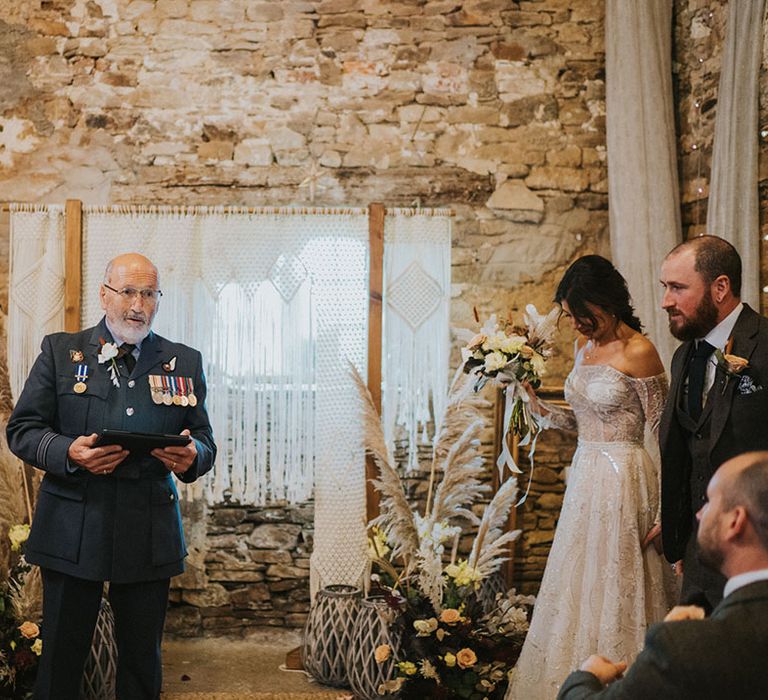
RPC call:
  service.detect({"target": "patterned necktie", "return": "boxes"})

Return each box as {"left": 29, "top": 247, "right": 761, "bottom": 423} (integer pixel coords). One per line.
{"left": 119, "top": 343, "right": 136, "bottom": 374}
{"left": 687, "top": 340, "right": 714, "bottom": 421}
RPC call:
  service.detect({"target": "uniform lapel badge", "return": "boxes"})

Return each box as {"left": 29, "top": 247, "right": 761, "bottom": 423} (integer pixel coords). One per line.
{"left": 73, "top": 364, "right": 89, "bottom": 394}
{"left": 162, "top": 356, "right": 177, "bottom": 372}
{"left": 70, "top": 349, "right": 84, "bottom": 363}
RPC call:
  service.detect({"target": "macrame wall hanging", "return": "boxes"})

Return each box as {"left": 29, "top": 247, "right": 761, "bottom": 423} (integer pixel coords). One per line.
{"left": 8, "top": 203, "right": 453, "bottom": 593}
{"left": 8, "top": 204, "right": 66, "bottom": 401}
{"left": 382, "top": 209, "right": 451, "bottom": 470}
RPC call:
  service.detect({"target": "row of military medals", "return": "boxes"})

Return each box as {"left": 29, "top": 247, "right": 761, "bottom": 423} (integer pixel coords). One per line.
{"left": 149, "top": 375, "right": 198, "bottom": 407}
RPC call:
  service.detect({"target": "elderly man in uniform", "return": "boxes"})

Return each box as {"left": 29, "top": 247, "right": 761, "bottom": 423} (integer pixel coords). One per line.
{"left": 7, "top": 253, "right": 216, "bottom": 700}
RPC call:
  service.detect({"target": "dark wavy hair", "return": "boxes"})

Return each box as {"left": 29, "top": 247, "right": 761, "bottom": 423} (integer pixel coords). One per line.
{"left": 554, "top": 255, "right": 643, "bottom": 333}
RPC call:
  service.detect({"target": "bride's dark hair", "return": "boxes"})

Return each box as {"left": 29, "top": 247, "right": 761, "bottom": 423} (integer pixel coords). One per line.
{"left": 554, "top": 254, "right": 643, "bottom": 333}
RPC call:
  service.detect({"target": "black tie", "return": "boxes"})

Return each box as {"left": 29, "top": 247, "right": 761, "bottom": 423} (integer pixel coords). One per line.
{"left": 687, "top": 340, "right": 714, "bottom": 421}
{"left": 119, "top": 343, "right": 136, "bottom": 374}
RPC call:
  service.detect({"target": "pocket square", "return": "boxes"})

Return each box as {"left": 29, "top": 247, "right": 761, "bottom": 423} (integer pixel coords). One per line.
{"left": 738, "top": 375, "right": 763, "bottom": 394}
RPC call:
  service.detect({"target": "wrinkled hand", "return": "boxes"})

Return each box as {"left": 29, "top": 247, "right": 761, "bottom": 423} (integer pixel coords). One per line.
{"left": 68, "top": 433, "right": 129, "bottom": 476}
{"left": 151, "top": 429, "right": 197, "bottom": 476}
{"left": 579, "top": 655, "right": 627, "bottom": 686}
{"left": 641, "top": 523, "right": 663, "bottom": 553}
{"left": 664, "top": 605, "right": 706, "bottom": 622}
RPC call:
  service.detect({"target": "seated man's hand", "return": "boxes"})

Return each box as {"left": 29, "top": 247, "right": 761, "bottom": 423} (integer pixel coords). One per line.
{"left": 579, "top": 655, "right": 627, "bottom": 686}
{"left": 151, "top": 429, "right": 197, "bottom": 475}
{"left": 68, "top": 433, "right": 129, "bottom": 475}
{"left": 664, "top": 605, "right": 706, "bottom": 622}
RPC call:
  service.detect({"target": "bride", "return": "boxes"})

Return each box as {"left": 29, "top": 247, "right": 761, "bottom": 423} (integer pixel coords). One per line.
{"left": 506, "top": 255, "right": 676, "bottom": 699}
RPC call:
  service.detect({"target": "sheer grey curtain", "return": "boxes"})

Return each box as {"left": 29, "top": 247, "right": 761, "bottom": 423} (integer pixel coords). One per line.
{"left": 606, "top": 0, "right": 681, "bottom": 368}
{"left": 706, "top": 0, "right": 766, "bottom": 309}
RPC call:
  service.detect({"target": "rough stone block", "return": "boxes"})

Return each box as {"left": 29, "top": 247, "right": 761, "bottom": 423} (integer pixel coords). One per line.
{"left": 197, "top": 141, "right": 234, "bottom": 160}
{"left": 182, "top": 584, "right": 231, "bottom": 608}
{"left": 234, "top": 139, "right": 273, "bottom": 166}
{"left": 525, "top": 166, "right": 590, "bottom": 192}
{"left": 248, "top": 523, "right": 301, "bottom": 550}
{"left": 486, "top": 180, "right": 544, "bottom": 222}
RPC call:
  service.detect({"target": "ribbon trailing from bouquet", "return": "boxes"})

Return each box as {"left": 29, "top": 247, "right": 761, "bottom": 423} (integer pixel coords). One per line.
{"left": 495, "top": 378, "right": 541, "bottom": 506}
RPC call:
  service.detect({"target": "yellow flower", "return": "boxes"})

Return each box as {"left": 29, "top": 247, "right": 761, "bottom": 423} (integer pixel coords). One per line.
{"left": 439, "top": 608, "right": 462, "bottom": 625}
{"left": 456, "top": 647, "right": 477, "bottom": 669}
{"left": 443, "top": 652, "right": 456, "bottom": 668}
{"left": 8, "top": 524, "right": 30, "bottom": 552}
{"left": 531, "top": 352, "right": 546, "bottom": 377}
{"left": 413, "top": 617, "right": 438, "bottom": 636}
{"left": 18, "top": 621, "right": 39, "bottom": 639}
{"left": 367, "top": 527, "right": 390, "bottom": 560}
{"left": 374, "top": 644, "right": 391, "bottom": 663}
{"left": 31, "top": 639, "right": 42, "bottom": 656}
{"left": 399, "top": 661, "right": 418, "bottom": 676}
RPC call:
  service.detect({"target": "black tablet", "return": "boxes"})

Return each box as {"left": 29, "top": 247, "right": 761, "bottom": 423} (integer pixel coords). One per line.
{"left": 95, "top": 429, "right": 191, "bottom": 451}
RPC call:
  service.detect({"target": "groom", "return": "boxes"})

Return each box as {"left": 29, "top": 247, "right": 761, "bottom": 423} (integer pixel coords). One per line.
{"left": 659, "top": 235, "right": 768, "bottom": 609}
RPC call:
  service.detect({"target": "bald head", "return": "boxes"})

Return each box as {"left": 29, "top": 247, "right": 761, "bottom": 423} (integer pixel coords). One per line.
{"left": 104, "top": 253, "right": 159, "bottom": 289}
{"left": 100, "top": 253, "right": 161, "bottom": 344}
{"left": 720, "top": 452, "right": 768, "bottom": 551}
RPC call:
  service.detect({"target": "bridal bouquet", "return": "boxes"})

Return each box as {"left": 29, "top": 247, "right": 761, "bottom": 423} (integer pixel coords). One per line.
{"left": 351, "top": 366, "right": 532, "bottom": 700}
{"left": 461, "top": 305, "right": 558, "bottom": 476}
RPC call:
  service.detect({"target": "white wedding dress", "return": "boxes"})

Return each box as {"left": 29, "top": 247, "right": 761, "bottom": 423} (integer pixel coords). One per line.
{"left": 506, "top": 355, "right": 677, "bottom": 700}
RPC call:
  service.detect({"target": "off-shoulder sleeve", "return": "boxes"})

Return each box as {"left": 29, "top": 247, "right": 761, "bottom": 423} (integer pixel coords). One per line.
{"left": 538, "top": 398, "right": 577, "bottom": 432}
{"left": 633, "top": 373, "right": 669, "bottom": 440}
{"left": 633, "top": 373, "right": 669, "bottom": 524}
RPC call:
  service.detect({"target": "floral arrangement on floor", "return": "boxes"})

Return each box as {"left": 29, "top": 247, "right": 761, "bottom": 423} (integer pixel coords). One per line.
{"left": 460, "top": 304, "right": 559, "bottom": 478}
{"left": 0, "top": 524, "right": 42, "bottom": 698}
{"left": 0, "top": 361, "right": 43, "bottom": 699}
{"left": 352, "top": 367, "right": 534, "bottom": 700}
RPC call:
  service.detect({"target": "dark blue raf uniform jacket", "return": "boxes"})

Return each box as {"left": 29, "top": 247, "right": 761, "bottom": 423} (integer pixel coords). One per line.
{"left": 6, "top": 317, "right": 216, "bottom": 583}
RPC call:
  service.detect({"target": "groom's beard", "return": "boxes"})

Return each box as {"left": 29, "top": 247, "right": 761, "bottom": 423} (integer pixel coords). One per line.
{"left": 667, "top": 293, "right": 718, "bottom": 341}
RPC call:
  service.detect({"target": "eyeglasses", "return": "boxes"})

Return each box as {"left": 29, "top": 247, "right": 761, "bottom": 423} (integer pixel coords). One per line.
{"left": 103, "top": 284, "right": 163, "bottom": 302}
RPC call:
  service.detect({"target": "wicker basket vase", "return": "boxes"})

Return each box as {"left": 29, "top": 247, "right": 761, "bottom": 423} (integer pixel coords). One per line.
{"left": 302, "top": 584, "right": 362, "bottom": 688}
{"left": 346, "top": 596, "right": 402, "bottom": 700}
{"left": 476, "top": 570, "right": 509, "bottom": 614}
{"left": 80, "top": 597, "right": 117, "bottom": 700}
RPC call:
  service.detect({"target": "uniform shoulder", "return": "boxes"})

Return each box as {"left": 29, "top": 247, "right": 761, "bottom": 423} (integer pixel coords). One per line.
{"left": 150, "top": 333, "right": 202, "bottom": 358}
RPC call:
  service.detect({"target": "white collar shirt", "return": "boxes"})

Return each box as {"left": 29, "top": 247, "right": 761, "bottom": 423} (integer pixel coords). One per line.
{"left": 723, "top": 567, "right": 768, "bottom": 599}
{"left": 700, "top": 302, "right": 743, "bottom": 403}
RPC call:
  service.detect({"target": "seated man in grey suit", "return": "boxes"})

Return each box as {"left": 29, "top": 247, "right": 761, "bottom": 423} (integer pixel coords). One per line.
{"left": 557, "top": 451, "right": 768, "bottom": 700}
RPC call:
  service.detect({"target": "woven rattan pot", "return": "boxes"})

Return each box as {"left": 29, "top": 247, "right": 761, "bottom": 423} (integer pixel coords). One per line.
{"left": 80, "top": 597, "right": 117, "bottom": 700}
{"left": 476, "top": 570, "right": 509, "bottom": 614}
{"left": 346, "top": 596, "right": 402, "bottom": 700}
{"left": 302, "top": 584, "right": 362, "bottom": 687}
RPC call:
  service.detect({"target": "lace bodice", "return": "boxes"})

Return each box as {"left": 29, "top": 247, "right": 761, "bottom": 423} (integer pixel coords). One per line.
{"left": 564, "top": 364, "right": 668, "bottom": 443}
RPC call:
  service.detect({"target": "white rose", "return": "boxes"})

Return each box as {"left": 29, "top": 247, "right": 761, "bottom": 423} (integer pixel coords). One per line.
{"left": 98, "top": 342, "right": 119, "bottom": 363}
{"left": 484, "top": 351, "right": 508, "bottom": 373}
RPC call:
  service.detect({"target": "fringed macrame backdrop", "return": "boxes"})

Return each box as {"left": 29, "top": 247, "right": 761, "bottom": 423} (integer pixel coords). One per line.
{"left": 8, "top": 203, "right": 453, "bottom": 593}
{"left": 8, "top": 204, "right": 66, "bottom": 402}
{"left": 382, "top": 209, "right": 451, "bottom": 470}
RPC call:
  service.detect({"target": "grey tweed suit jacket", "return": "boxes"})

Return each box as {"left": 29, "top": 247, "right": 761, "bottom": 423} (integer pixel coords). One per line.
{"left": 557, "top": 580, "right": 768, "bottom": 700}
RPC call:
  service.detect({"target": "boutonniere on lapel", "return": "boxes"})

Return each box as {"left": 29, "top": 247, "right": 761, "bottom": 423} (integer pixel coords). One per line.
{"left": 98, "top": 337, "right": 121, "bottom": 388}
{"left": 713, "top": 340, "right": 750, "bottom": 395}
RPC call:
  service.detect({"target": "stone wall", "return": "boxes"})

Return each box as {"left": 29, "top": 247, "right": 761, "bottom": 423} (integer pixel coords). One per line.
{"left": 5, "top": 0, "right": 764, "bottom": 635}
{"left": 0, "top": 0, "right": 604, "bottom": 633}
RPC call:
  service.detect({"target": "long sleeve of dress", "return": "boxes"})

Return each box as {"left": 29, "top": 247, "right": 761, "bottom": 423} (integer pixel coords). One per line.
{"left": 633, "top": 373, "right": 669, "bottom": 524}
{"left": 538, "top": 398, "right": 577, "bottom": 432}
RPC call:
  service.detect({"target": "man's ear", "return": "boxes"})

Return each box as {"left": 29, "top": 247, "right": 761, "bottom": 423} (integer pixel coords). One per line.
{"left": 711, "top": 274, "right": 731, "bottom": 304}
{"left": 726, "top": 506, "right": 749, "bottom": 541}
{"left": 99, "top": 284, "right": 108, "bottom": 310}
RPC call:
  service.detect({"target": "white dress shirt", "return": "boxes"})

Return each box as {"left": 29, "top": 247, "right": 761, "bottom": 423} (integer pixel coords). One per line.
{"left": 723, "top": 567, "right": 768, "bottom": 599}
{"left": 700, "top": 302, "right": 743, "bottom": 405}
